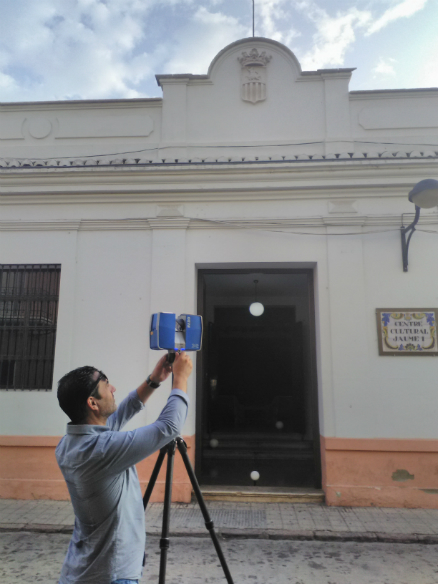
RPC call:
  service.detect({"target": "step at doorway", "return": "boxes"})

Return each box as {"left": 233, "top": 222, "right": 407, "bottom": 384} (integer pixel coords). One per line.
{"left": 199, "top": 485, "right": 325, "bottom": 504}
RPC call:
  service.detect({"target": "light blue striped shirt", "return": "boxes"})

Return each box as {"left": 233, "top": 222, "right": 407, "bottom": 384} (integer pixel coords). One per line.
{"left": 56, "top": 388, "right": 189, "bottom": 584}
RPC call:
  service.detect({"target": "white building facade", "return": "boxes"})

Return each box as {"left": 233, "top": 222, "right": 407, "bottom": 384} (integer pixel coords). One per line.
{"left": 1, "top": 38, "right": 438, "bottom": 508}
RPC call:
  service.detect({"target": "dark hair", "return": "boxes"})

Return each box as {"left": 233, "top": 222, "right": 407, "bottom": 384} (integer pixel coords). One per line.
{"left": 57, "top": 366, "right": 106, "bottom": 424}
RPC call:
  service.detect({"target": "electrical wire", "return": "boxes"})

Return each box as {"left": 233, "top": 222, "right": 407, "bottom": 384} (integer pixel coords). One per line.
{"left": 1, "top": 140, "right": 438, "bottom": 161}
{"left": 169, "top": 216, "right": 437, "bottom": 236}
{"left": 266, "top": 227, "right": 438, "bottom": 236}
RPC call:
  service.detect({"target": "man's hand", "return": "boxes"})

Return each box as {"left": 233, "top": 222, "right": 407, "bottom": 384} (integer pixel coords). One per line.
{"left": 136, "top": 354, "right": 173, "bottom": 404}
{"left": 172, "top": 352, "right": 193, "bottom": 393}
{"left": 150, "top": 353, "right": 173, "bottom": 385}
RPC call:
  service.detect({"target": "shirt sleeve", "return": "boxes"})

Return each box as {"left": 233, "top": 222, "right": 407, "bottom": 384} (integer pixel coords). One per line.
{"left": 95, "top": 389, "right": 189, "bottom": 477}
{"left": 106, "top": 389, "right": 144, "bottom": 431}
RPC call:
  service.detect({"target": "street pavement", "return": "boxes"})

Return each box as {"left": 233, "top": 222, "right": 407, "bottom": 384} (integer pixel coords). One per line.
{"left": 1, "top": 499, "right": 438, "bottom": 583}
{"left": 0, "top": 499, "right": 438, "bottom": 584}
{"left": 1, "top": 498, "right": 438, "bottom": 543}
{"left": 1, "top": 532, "right": 438, "bottom": 583}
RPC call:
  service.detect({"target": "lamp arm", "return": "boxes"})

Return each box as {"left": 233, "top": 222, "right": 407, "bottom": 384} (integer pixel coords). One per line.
{"left": 401, "top": 205, "right": 421, "bottom": 234}
{"left": 401, "top": 205, "right": 421, "bottom": 272}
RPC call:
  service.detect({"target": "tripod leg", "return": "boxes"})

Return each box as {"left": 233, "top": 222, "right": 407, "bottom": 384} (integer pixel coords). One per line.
{"left": 158, "top": 440, "right": 177, "bottom": 584}
{"left": 143, "top": 446, "right": 167, "bottom": 510}
{"left": 176, "top": 438, "right": 235, "bottom": 584}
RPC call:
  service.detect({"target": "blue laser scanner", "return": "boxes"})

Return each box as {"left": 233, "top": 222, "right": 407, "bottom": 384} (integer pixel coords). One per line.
{"left": 150, "top": 312, "right": 203, "bottom": 352}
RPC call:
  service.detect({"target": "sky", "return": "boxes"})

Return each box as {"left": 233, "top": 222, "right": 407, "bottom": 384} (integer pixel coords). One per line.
{"left": 0, "top": 0, "right": 437, "bottom": 103}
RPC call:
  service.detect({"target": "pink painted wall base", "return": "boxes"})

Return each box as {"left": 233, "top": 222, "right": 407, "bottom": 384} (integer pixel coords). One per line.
{"left": 321, "top": 436, "right": 438, "bottom": 508}
{"left": 0, "top": 435, "right": 195, "bottom": 503}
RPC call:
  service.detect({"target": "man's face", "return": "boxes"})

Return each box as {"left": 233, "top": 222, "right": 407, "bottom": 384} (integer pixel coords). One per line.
{"left": 90, "top": 370, "right": 117, "bottom": 419}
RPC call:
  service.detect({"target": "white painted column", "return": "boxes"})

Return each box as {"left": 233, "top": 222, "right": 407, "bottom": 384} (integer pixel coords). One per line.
{"left": 325, "top": 223, "right": 369, "bottom": 437}
{"left": 158, "top": 77, "right": 189, "bottom": 161}
{"left": 322, "top": 72, "right": 353, "bottom": 154}
{"left": 148, "top": 218, "right": 190, "bottom": 314}
{"left": 147, "top": 216, "right": 195, "bottom": 434}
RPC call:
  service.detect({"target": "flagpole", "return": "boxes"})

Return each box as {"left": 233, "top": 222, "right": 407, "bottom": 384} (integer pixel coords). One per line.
{"left": 252, "top": 0, "right": 255, "bottom": 37}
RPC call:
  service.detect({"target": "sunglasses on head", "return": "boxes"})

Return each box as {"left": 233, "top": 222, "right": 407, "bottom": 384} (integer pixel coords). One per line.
{"left": 89, "top": 370, "right": 108, "bottom": 397}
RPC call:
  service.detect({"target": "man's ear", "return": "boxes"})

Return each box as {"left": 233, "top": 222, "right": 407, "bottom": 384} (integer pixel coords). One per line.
{"left": 87, "top": 396, "right": 100, "bottom": 412}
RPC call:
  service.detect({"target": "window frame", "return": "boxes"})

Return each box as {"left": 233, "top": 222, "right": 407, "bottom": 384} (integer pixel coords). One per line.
{"left": 0, "top": 264, "right": 61, "bottom": 391}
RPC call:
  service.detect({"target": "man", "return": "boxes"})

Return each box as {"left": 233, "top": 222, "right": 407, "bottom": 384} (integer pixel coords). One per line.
{"left": 56, "top": 352, "right": 192, "bottom": 584}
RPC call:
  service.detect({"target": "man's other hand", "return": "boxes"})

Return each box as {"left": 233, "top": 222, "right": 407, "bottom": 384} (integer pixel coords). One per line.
{"left": 150, "top": 354, "right": 173, "bottom": 385}
{"left": 172, "top": 352, "right": 193, "bottom": 393}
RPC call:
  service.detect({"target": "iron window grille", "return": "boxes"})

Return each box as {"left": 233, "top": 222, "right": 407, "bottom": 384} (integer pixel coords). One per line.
{"left": 0, "top": 264, "right": 61, "bottom": 391}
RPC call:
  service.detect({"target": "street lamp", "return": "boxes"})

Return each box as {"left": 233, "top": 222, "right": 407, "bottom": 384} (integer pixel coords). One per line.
{"left": 401, "top": 179, "right": 438, "bottom": 272}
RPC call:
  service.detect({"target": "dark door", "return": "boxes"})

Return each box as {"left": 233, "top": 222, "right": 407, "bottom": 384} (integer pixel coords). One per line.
{"left": 196, "top": 269, "right": 321, "bottom": 489}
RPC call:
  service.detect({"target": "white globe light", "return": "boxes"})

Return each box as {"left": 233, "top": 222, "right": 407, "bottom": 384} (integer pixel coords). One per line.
{"left": 249, "top": 302, "right": 264, "bottom": 317}
{"left": 250, "top": 471, "right": 260, "bottom": 481}
{"left": 275, "top": 421, "right": 284, "bottom": 430}
{"left": 210, "top": 438, "right": 219, "bottom": 448}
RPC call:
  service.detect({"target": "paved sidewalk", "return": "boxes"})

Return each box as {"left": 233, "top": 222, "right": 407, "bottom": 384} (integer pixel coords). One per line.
{"left": 1, "top": 498, "right": 438, "bottom": 544}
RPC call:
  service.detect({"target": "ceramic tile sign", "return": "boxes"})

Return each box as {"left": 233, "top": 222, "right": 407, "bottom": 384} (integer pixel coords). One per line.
{"left": 376, "top": 309, "right": 438, "bottom": 356}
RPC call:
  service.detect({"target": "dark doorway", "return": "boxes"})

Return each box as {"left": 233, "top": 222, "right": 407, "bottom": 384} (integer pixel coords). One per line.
{"left": 196, "top": 269, "right": 321, "bottom": 489}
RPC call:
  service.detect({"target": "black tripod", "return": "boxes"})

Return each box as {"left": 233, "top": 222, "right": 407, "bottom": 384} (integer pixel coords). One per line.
{"left": 143, "top": 436, "right": 235, "bottom": 584}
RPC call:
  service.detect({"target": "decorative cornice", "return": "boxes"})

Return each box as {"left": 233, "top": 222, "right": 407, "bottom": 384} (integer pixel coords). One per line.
{"left": 188, "top": 215, "right": 438, "bottom": 229}
{"left": 350, "top": 88, "right": 438, "bottom": 101}
{"left": 1, "top": 157, "right": 438, "bottom": 205}
{"left": 1, "top": 214, "right": 437, "bottom": 232}
{"left": 155, "top": 74, "right": 212, "bottom": 88}
{"left": 0, "top": 98, "right": 162, "bottom": 112}
{"left": 79, "top": 219, "right": 150, "bottom": 231}
{"left": 1, "top": 150, "right": 437, "bottom": 169}
{"left": 297, "top": 68, "right": 355, "bottom": 82}
{"left": 147, "top": 218, "right": 191, "bottom": 229}
{"left": 0, "top": 220, "right": 81, "bottom": 231}
{"left": 322, "top": 217, "right": 366, "bottom": 227}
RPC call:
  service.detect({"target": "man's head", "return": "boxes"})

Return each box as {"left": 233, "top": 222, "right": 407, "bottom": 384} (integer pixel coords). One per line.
{"left": 57, "top": 366, "right": 116, "bottom": 424}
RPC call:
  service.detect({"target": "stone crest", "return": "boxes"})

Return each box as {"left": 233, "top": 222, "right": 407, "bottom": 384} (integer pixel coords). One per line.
{"left": 238, "top": 48, "right": 272, "bottom": 104}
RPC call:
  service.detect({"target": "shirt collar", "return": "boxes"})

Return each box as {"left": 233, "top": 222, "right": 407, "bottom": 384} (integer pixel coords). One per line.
{"left": 66, "top": 424, "right": 110, "bottom": 435}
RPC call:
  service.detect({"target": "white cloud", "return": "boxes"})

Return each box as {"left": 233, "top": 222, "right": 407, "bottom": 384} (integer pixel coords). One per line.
{"left": 367, "top": 0, "right": 428, "bottom": 35}
{"left": 291, "top": 0, "right": 431, "bottom": 71}
{"left": 296, "top": 3, "right": 371, "bottom": 70}
{"left": 255, "top": 0, "right": 301, "bottom": 44}
{"left": 0, "top": 0, "right": 194, "bottom": 101}
{"left": 163, "top": 7, "right": 247, "bottom": 75}
{"left": 373, "top": 57, "right": 397, "bottom": 77}
{"left": 0, "top": 71, "right": 18, "bottom": 94}
{"left": 194, "top": 5, "right": 240, "bottom": 26}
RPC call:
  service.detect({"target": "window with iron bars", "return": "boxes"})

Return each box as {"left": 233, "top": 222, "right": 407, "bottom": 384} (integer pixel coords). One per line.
{"left": 0, "top": 264, "right": 61, "bottom": 391}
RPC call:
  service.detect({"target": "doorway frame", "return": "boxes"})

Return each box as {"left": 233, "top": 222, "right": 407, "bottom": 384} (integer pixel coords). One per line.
{"left": 195, "top": 266, "right": 322, "bottom": 488}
